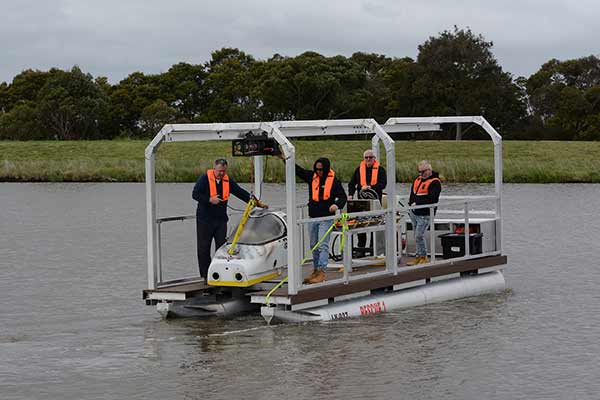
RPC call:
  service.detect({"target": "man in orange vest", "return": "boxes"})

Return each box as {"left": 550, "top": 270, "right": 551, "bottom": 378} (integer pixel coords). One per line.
{"left": 192, "top": 158, "right": 267, "bottom": 283}
{"left": 294, "top": 157, "right": 347, "bottom": 284}
{"left": 408, "top": 160, "right": 441, "bottom": 265}
{"left": 348, "top": 149, "right": 387, "bottom": 257}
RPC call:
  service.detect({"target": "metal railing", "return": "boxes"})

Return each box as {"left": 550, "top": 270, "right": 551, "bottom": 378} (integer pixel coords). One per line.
{"left": 153, "top": 209, "right": 248, "bottom": 286}
{"left": 151, "top": 195, "right": 501, "bottom": 291}
{"left": 401, "top": 195, "right": 501, "bottom": 264}
{"left": 297, "top": 209, "right": 398, "bottom": 290}
{"left": 155, "top": 214, "right": 195, "bottom": 284}
{"left": 291, "top": 194, "right": 501, "bottom": 292}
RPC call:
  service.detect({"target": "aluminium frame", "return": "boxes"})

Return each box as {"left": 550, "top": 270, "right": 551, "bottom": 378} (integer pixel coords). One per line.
{"left": 144, "top": 116, "right": 502, "bottom": 298}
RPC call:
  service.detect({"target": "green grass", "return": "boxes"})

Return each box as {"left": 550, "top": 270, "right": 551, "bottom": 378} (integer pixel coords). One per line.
{"left": 1, "top": 139, "right": 600, "bottom": 183}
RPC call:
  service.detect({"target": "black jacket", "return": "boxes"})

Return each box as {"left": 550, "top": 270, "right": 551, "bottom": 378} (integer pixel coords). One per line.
{"left": 192, "top": 173, "right": 251, "bottom": 221}
{"left": 408, "top": 171, "right": 442, "bottom": 216}
{"left": 348, "top": 164, "right": 387, "bottom": 201}
{"left": 295, "top": 158, "right": 347, "bottom": 218}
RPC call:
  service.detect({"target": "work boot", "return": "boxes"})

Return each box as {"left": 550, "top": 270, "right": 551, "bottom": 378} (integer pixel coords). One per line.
{"left": 418, "top": 256, "right": 430, "bottom": 264}
{"left": 303, "top": 270, "right": 318, "bottom": 284}
{"left": 306, "top": 270, "right": 326, "bottom": 284}
{"left": 407, "top": 256, "right": 422, "bottom": 266}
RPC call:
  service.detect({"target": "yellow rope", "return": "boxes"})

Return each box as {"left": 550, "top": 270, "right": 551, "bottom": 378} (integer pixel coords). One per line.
{"left": 265, "top": 213, "right": 349, "bottom": 306}
{"left": 228, "top": 198, "right": 256, "bottom": 256}
{"left": 264, "top": 276, "right": 288, "bottom": 306}
{"left": 337, "top": 212, "right": 350, "bottom": 254}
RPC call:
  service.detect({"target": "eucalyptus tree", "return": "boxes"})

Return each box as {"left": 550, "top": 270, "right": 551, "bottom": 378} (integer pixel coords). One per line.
{"left": 258, "top": 51, "right": 366, "bottom": 121}
{"left": 159, "top": 62, "right": 207, "bottom": 122}
{"left": 108, "top": 72, "right": 163, "bottom": 137}
{"left": 0, "top": 102, "right": 42, "bottom": 140}
{"left": 348, "top": 52, "right": 393, "bottom": 122}
{"left": 3, "top": 69, "right": 58, "bottom": 110}
{"left": 527, "top": 55, "right": 600, "bottom": 140}
{"left": 414, "top": 27, "right": 525, "bottom": 139}
{"left": 36, "top": 66, "right": 110, "bottom": 140}
{"left": 200, "top": 48, "right": 261, "bottom": 122}
{"left": 139, "top": 99, "right": 178, "bottom": 137}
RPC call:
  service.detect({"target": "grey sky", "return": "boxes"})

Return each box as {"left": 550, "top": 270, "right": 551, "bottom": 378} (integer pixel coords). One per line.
{"left": 2, "top": 0, "right": 598, "bottom": 84}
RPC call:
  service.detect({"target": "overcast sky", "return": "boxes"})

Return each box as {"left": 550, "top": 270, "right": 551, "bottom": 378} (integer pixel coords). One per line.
{"left": 2, "top": 0, "right": 598, "bottom": 84}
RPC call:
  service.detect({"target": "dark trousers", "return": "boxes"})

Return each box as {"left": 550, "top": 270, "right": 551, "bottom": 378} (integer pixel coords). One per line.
{"left": 357, "top": 233, "right": 367, "bottom": 249}
{"left": 354, "top": 233, "right": 370, "bottom": 256}
{"left": 196, "top": 217, "right": 227, "bottom": 278}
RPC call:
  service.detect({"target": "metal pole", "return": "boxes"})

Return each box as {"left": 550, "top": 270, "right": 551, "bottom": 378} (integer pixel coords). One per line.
{"left": 494, "top": 142, "right": 503, "bottom": 253}
{"left": 464, "top": 201, "right": 470, "bottom": 257}
{"left": 253, "top": 155, "right": 264, "bottom": 199}
{"left": 156, "top": 221, "right": 163, "bottom": 283}
{"left": 476, "top": 116, "right": 503, "bottom": 255}
{"left": 429, "top": 207, "right": 435, "bottom": 263}
{"left": 371, "top": 135, "right": 380, "bottom": 160}
{"left": 369, "top": 120, "right": 397, "bottom": 275}
{"left": 285, "top": 153, "right": 299, "bottom": 294}
{"left": 145, "top": 152, "right": 158, "bottom": 290}
{"left": 268, "top": 123, "right": 298, "bottom": 294}
{"left": 386, "top": 146, "right": 397, "bottom": 274}
{"left": 343, "top": 231, "right": 352, "bottom": 284}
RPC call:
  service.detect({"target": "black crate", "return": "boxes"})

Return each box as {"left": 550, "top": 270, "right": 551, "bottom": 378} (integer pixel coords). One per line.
{"left": 439, "top": 232, "right": 483, "bottom": 259}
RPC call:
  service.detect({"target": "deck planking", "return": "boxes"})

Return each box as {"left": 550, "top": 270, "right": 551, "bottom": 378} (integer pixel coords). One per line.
{"left": 143, "top": 255, "right": 507, "bottom": 304}
{"left": 254, "top": 255, "right": 507, "bottom": 305}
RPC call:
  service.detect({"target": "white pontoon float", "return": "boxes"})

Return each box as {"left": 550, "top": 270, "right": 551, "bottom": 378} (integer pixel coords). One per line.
{"left": 142, "top": 117, "right": 507, "bottom": 323}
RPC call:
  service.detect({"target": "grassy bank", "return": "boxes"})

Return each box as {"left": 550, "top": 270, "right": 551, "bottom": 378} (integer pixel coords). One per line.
{"left": 1, "top": 140, "right": 600, "bottom": 183}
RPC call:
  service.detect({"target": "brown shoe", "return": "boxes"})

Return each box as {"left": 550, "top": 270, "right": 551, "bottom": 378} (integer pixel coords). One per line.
{"left": 306, "top": 270, "right": 326, "bottom": 284}
{"left": 303, "top": 270, "right": 318, "bottom": 284}
{"left": 407, "top": 256, "right": 422, "bottom": 266}
{"left": 418, "top": 256, "right": 430, "bottom": 264}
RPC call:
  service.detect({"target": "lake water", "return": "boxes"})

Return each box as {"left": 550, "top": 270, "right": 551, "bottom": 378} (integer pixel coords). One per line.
{"left": 1, "top": 183, "right": 599, "bottom": 400}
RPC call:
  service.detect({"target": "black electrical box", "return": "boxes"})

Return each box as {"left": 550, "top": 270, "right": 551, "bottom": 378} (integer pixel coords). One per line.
{"left": 439, "top": 232, "right": 483, "bottom": 259}
{"left": 346, "top": 199, "right": 372, "bottom": 213}
{"left": 232, "top": 135, "right": 281, "bottom": 157}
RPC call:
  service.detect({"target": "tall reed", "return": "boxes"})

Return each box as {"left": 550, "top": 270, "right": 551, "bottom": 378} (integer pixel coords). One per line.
{"left": 1, "top": 140, "right": 599, "bottom": 183}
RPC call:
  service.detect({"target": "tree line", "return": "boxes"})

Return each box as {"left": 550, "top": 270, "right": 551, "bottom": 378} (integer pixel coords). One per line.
{"left": 1, "top": 27, "right": 599, "bottom": 141}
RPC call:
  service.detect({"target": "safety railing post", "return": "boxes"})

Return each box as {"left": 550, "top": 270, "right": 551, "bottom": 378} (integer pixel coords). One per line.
{"left": 145, "top": 151, "right": 159, "bottom": 290}
{"left": 464, "top": 201, "right": 470, "bottom": 257}
{"left": 253, "top": 155, "right": 264, "bottom": 199}
{"left": 429, "top": 206, "right": 436, "bottom": 263}
{"left": 285, "top": 152, "right": 299, "bottom": 295}
{"left": 157, "top": 221, "right": 163, "bottom": 283}
{"left": 495, "top": 143, "right": 503, "bottom": 254}
{"left": 343, "top": 230, "right": 352, "bottom": 284}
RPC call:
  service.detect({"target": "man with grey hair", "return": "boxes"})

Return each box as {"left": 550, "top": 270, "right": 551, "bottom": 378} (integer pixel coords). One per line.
{"left": 407, "top": 160, "right": 441, "bottom": 265}
{"left": 192, "top": 158, "right": 267, "bottom": 282}
{"left": 348, "top": 149, "right": 387, "bottom": 257}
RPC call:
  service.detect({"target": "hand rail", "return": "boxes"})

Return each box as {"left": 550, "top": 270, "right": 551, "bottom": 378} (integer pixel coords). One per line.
{"left": 153, "top": 207, "right": 263, "bottom": 285}
{"left": 156, "top": 214, "right": 195, "bottom": 223}
{"left": 290, "top": 194, "right": 500, "bottom": 293}
{"left": 297, "top": 209, "right": 386, "bottom": 224}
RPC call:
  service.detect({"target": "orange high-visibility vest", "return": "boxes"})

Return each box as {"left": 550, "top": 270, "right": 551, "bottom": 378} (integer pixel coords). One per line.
{"left": 359, "top": 160, "right": 379, "bottom": 187}
{"left": 207, "top": 169, "right": 230, "bottom": 201}
{"left": 412, "top": 176, "right": 441, "bottom": 196}
{"left": 312, "top": 170, "right": 335, "bottom": 201}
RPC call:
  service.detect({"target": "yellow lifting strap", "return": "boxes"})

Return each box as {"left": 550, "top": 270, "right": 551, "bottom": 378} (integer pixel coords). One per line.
{"left": 265, "top": 212, "right": 349, "bottom": 306}
{"left": 228, "top": 198, "right": 257, "bottom": 256}
{"left": 337, "top": 212, "right": 350, "bottom": 253}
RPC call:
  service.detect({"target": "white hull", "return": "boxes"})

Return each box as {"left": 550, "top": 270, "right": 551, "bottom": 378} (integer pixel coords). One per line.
{"left": 261, "top": 271, "right": 505, "bottom": 323}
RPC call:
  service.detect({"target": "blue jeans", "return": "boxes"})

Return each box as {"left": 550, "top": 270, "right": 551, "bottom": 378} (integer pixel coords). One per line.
{"left": 309, "top": 220, "right": 332, "bottom": 271}
{"left": 409, "top": 211, "right": 431, "bottom": 257}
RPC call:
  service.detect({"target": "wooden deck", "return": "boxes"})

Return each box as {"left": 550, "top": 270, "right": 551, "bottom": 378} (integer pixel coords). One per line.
{"left": 253, "top": 255, "right": 507, "bottom": 305}
{"left": 143, "top": 278, "right": 211, "bottom": 300}
{"left": 143, "top": 255, "right": 507, "bottom": 304}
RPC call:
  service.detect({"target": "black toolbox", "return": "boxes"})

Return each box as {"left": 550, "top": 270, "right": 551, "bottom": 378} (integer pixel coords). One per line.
{"left": 439, "top": 232, "right": 483, "bottom": 259}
